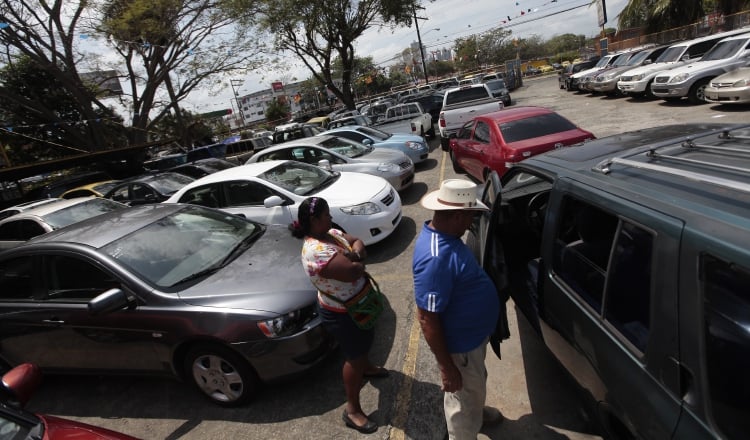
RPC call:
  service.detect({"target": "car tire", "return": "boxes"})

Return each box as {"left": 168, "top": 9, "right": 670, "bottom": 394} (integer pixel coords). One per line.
{"left": 688, "top": 78, "right": 710, "bottom": 104}
{"left": 440, "top": 137, "right": 450, "bottom": 152}
{"left": 428, "top": 123, "right": 436, "bottom": 138}
{"left": 185, "top": 344, "right": 258, "bottom": 407}
{"left": 450, "top": 150, "right": 463, "bottom": 173}
{"left": 644, "top": 80, "right": 656, "bottom": 99}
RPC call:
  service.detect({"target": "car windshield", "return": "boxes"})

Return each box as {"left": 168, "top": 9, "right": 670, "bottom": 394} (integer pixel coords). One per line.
{"left": 320, "top": 137, "right": 371, "bottom": 158}
{"left": 485, "top": 79, "right": 506, "bottom": 91}
{"left": 594, "top": 56, "right": 612, "bottom": 67}
{"left": 625, "top": 50, "right": 651, "bottom": 65}
{"left": 654, "top": 45, "right": 686, "bottom": 63}
{"left": 259, "top": 161, "right": 339, "bottom": 195}
{"left": 42, "top": 198, "right": 126, "bottom": 229}
{"left": 701, "top": 38, "right": 749, "bottom": 61}
{"left": 498, "top": 113, "right": 578, "bottom": 143}
{"left": 356, "top": 126, "right": 390, "bottom": 141}
{"left": 101, "top": 206, "right": 263, "bottom": 288}
{"left": 147, "top": 173, "right": 194, "bottom": 195}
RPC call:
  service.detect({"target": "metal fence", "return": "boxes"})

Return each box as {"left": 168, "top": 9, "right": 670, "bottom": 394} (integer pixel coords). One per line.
{"left": 609, "top": 10, "right": 750, "bottom": 52}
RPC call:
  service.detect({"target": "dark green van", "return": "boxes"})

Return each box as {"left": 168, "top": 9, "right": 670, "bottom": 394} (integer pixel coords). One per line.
{"left": 471, "top": 123, "right": 750, "bottom": 440}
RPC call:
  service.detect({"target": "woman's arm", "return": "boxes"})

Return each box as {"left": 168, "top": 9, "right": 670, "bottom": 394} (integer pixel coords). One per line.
{"left": 342, "top": 232, "right": 367, "bottom": 262}
{"left": 318, "top": 251, "right": 365, "bottom": 282}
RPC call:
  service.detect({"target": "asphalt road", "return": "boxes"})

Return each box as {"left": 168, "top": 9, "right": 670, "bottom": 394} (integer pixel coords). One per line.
{"left": 29, "top": 75, "right": 749, "bottom": 440}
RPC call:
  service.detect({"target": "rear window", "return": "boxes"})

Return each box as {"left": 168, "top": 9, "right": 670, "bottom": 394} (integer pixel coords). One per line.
{"left": 445, "top": 87, "right": 490, "bottom": 105}
{"left": 499, "top": 113, "right": 577, "bottom": 143}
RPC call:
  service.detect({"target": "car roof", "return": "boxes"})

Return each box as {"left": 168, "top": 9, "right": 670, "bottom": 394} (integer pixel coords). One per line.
{"left": 668, "top": 26, "right": 750, "bottom": 46}
{"left": 0, "top": 197, "right": 102, "bottom": 222}
{"left": 177, "top": 160, "right": 289, "bottom": 186}
{"left": 518, "top": 123, "right": 750, "bottom": 215}
{"left": 27, "top": 203, "right": 188, "bottom": 248}
{"left": 260, "top": 135, "right": 338, "bottom": 150}
{"left": 0, "top": 198, "right": 60, "bottom": 214}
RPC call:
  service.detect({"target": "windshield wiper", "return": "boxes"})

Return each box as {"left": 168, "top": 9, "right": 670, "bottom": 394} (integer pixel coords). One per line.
{"left": 306, "top": 172, "right": 340, "bottom": 194}
{"left": 170, "top": 227, "right": 265, "bottom": 287}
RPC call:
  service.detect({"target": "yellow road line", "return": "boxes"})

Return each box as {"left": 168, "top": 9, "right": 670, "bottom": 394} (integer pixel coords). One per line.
{"left": 389, "top": 147, "right": 447, "bottom": 439}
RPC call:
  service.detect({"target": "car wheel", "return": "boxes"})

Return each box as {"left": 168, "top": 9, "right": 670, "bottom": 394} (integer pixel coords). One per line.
{"left": 688, "top": 78, "right": 710, "bottom": 104}
{"left": 644, "top": 80, "right": 656, "bottom": 99}
{"left": 450, "top": 150, "right": 463, "bottom": 173}
{"left": 428, "top": 123, "right": 436, "bottom": 137}
{"left": 185, "top": 344, "right": 258, "bottom": 407}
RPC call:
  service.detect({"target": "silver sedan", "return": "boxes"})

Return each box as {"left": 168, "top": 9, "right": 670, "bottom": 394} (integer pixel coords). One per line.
{"left": 704, "top": 67, "right": 750, "bottom": 104}
{"left": 246, "top": 135, "right": 415, "bottom": 191}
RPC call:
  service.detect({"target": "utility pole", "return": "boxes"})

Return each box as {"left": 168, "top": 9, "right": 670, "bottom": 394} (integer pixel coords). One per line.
{"left": 230, "top": 79, "right": 245, "bottom": 129}
{"left": 413, "top": 6, "right": 430, "bottom": 85}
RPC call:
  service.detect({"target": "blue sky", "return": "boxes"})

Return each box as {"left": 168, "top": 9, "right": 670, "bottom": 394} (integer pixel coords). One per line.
{"left": 190, "top": 0, "right": 629, "bottom": 112}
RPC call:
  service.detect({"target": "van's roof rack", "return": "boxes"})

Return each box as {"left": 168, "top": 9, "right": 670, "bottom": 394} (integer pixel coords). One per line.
{"left": 594, "top": 124, "right": 750, "bottom": 193}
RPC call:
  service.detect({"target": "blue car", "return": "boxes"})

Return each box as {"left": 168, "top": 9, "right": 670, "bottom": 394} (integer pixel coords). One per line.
{"left": 321, "top": 125, "right": 429, "bottom": 164}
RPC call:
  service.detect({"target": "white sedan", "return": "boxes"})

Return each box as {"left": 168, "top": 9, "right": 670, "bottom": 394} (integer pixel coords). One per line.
{"left": 165, "top": 160, "right": 402, "bottom": 245}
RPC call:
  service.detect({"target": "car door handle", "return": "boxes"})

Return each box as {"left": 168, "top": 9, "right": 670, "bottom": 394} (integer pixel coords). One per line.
{"left": 42, "top": 319, "right": 65, "bottom": 324}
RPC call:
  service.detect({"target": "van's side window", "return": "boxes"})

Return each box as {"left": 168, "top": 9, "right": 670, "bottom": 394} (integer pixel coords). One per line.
{"left": 702, "top": 254, "right": 750, "bottom": 439}
{"left": 604, "top": 221, "right": 653, "bottom": 352}
{"left": 553, "top": 198, "right": 618, "bottom": 311}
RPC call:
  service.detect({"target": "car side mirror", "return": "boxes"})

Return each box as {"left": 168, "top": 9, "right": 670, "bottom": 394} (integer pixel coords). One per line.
{"left": 88, "top": 288, "right": 134, "bottom": 316}
{"left": 317, "top": 159, "right": 333, "bottom": 171}
{"left": 264, "top": 195, "right": 284, "bottom": 208}
{"left": 681, "top": 55, "right": 690, "bottom": 61}
{"left": 643, "top": 60, "right": 652, "bottom": 65}
{"left": 362, "top": 138, "right": 373, "bottom": 146}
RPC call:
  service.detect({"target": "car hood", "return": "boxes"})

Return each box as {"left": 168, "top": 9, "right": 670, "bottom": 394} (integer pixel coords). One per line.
{"left": 382, "top": 133, "right": 424, "bottom": 143}
{"left": 711, "top": 66, "right": 750, "bottom": 82}
{"left": 621, "top": 60, "right": 690, "bottom": 77}
{"left": 355, "top": 148, "right": 409, "bottom": 164}
{"left": 315, "top": 171, "right": 390, "bottom": 205}
{"left": 659, "top": 59, "right": 738, "bottom": 78}
{"left": 42, "top": 414, "right": 140, "bottom": 439}
{"left": 176, "top": 225, "right": 315, "bottom": 315}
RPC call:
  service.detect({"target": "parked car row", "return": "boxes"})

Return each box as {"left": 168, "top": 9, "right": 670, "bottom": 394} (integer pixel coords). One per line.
{"left": 562, "top": 28, "right": 750, "bottom": 105}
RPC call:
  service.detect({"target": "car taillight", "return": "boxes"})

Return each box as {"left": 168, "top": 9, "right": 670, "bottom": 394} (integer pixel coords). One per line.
{"left": 410, "top": 123, "right": 416, "bottom": 132}
{"left": 439, "top": 112, "right": 445, "bottom": 127}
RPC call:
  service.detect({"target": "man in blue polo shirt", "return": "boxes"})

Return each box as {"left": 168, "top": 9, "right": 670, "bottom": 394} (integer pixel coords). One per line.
{"left": 413, "top": 179, "right": 502, "bottom": 439}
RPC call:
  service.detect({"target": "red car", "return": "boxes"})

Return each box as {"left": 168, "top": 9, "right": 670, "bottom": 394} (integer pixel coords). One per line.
{"left": 0, "top": 363, "right": 140, "bottom": 439}
{"left": 448, "top": 106, "right": 595, "bottom": 181}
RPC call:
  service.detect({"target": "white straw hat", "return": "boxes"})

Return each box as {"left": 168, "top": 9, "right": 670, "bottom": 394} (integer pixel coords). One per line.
{"left": 420, "top": 179, "right": 489, "bottom": 211}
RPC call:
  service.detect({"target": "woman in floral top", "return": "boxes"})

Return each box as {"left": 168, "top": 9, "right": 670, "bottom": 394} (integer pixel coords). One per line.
{"left": 291, "top": 197, "right": 388, "bottom": 434}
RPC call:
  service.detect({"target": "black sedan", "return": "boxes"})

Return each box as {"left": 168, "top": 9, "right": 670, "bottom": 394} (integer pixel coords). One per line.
{"left": 103, "top": 172, "right": 194, "bottom": 205}
{"left": 0, "top": 204, "right": 335, "bottom": 406}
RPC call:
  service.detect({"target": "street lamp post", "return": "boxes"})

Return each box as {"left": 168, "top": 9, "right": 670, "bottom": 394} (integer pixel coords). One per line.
{"left": 230, "top": 79, "right": 244, "bottom": 129}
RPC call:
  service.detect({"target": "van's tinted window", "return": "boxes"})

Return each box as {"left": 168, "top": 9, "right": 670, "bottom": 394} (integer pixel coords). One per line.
{"left": 702, "top": 254, "right": 750, "bottom": 439}
{"left": 553, "top": 197, "right": 654, "bottom": 352}
{"left": 554, "top": 199, "right": 618, "bottom": 311}
{"left": 604, "top": 221, "right": 653, "bottom": 352}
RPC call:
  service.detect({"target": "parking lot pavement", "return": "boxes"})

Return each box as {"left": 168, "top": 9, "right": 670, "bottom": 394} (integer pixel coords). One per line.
{"left": 28, "top": 76, "right": 747, "bottom": 439}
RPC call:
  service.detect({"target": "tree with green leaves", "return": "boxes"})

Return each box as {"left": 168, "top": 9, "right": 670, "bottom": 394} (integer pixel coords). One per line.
{"left": 0, "top": 1, "right": 126, "bottom": 153}
{"left": 0, "top": 56, "right": 127, "bottom": 165}
{"left": 265, "top": 97, "right": 291, "bottom": 126}
{"left": 251, "top": 0, "right": 422, "bottom": 110}
{"left": 98, "top": 0, "right": 264, "bottom": 146}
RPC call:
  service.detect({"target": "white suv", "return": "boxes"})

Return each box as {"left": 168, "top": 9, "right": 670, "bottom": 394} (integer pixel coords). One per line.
{"left": 617, "top": 28, "right": 750, "bottom": 98}
{"left": 651, "top": 32, "right": 750, "bottom": 103}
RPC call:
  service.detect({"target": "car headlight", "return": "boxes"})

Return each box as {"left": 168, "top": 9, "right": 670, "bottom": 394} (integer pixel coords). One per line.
{"left": 669, "top": 73, "right": 691, "bottom": 83}
{"left": 631, "top": 73, "right": 644, "bottom": 81}
{"left": 404, "top": 141, "right": 424, "bottom": 150}
{"left": 258, "top": 310, "right": 305, "bottom": 338}
{"left": 377, "top": 162, "right": 398, "bottom": 172}
{"left": 733, "top": 78, "right": 750, "bottom": 87}
{"left": 340, "top": 202, "right": 381, "bottom": 215}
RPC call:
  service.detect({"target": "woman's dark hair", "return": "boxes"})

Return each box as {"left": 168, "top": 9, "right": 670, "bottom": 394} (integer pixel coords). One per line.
{"left": 290, "top": 197, "right": 329, "bottom": 238}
